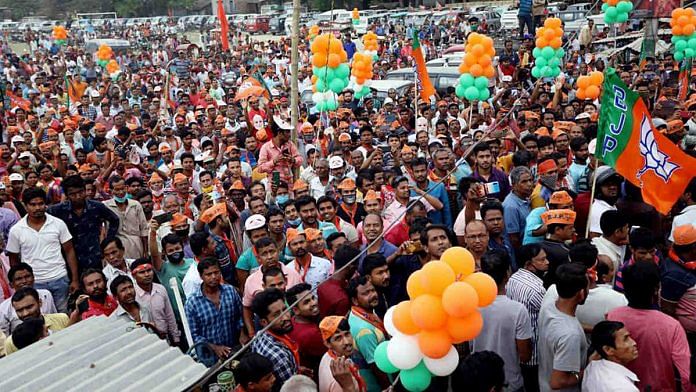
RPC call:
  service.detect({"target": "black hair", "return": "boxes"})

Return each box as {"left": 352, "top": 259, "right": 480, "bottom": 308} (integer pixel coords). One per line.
{"left": 130, "top": 257, "right": 152, "bottom": 271}
{"left": 101, "top": 236, "right": 124, "bottom": 252}
{"left": 596, "top": 256, "right": 612, "bottom": 284}
{"left": 512, "top": 150, "right": 533, "bottom": 167}
{"left": 254, "top": 236, "right": 275, "bottom": 250}
{"left": 22, "top": 187, "right": 46, "bottom": 205}
{"left": 458, "top": 176, "right": 481, "bottom": 199}
{"left": 189, "top": 232, "right": 211, "bottom": 257}
{"left": 79, "top": 268, "right": 107, "bottom": 289}
{"left": 356, "top": 170, "right": 375, "bottom": 189}
{"left": 234, "top": 353, "right": 275, "bottom": 387}
{"left": 108, "top": 175, "right": 125, "bottom": 189}
{"left": 317, "top": 195, "right": 338, "bottom": 209}
{"left": 360, "top": 254, "right": 388, "bottom": 276}
{"left": 629, "top": 227, "right": 655, "bottom": 250}
{"left": 420, "top": 224, "right": 451, "bottom": 246}
{"left": 347, "top": 275, "right": 371, "bottom": 300}
{"left": 472, "top": 141, "right": 491, "bottom": 156}
{"left": 265, "top": 207, "right": 284, "bottom": 221}
{"left": 125, "top": 176, "right": 143, "bottom": 187}
{"left": 600, "top": 210, "right": 629, "bottom": 237}
{"left": 518, "top": 244, "right": 543, "bottom": 267}
{"left": 8, "top": 263, "right": 33, "bottom": 283}
{"left": 161, "top": 233, "right": 183, "bottom": 250}
{"left": 248, "top": 181, "right": 265, "bottom": 197}
{"left": 521, "top": 134, "right": 538, "bottom": 145}
{"left": 109, "top": 274, "right": 133, "bottom": 296}
{"left": 294, "top": 195, "right": 317, "bottom": 212}
{"left": 333, "top": 244, "right": 360, "bottom": 271}
{"left": 411, "top": 157, "right": 428, "bottom": 170}
{"left": 568, "top": 239, "right": 598, "bottom": 268}
{"left": 326, "top": 232, "right": 347, "bottom": 249}
{"left": 251, "top": 288, "right": 286, "bottom": 319}
{"left": 60, "top": 174, "right": 85, "bottom": 193}
{"left": 555, "top": 263, "right": 588, "bottom": 299}
{"left": 12, "top": 317, "right": 45, "bottom": 350}
{"left": 262, "top": 266, "right": 286, "bottom": 286}
{"left": 180, "top": 152, "right": 195, "bottom": 162}
{"left": 591, "top": 321, "right": 625, "bottom": 359}
{"left": 451, "top": 351, "right": 505, "bottom": 391}
{"left": 196, "top": 257, "right": 220, "bottom": 275}
{"left": 285, "top": 283, "right": 312, "bottom": 305}
{"left": 12, "top": 286, "right": 39, "bottom": 304}
{"left": 623, "top": 261, "right": 660, "bottom": 309}
{"left": 537, "top": 135, "right": 554, "bottom": 151}
{"left": 134, "top": 189, "right": 152, "bottom": 200}
{"left": 570, "top": 136, "right": 588, "bottom": 151}
{"left": 481, "top": 249, "right": 510, "bottom": 286}
{"left": 480, "top": 200, "right": 504, "bottom": 221}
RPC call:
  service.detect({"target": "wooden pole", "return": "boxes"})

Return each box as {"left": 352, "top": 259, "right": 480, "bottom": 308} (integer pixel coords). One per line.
{"left": 290, "top": 0, "right": 300, "bottom": 143}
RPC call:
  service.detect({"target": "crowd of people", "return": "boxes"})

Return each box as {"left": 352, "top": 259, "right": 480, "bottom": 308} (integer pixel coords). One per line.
{"left": 0, "top": 6, "right": 695, "bottom": 392}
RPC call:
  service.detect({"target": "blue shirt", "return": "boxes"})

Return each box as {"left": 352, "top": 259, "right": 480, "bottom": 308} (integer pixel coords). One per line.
{"left": 410, "top": 180, "right": 452, "bottom": 227}
{"left": 47, "top": 200, "right": 120, "bottom": 271}
{"left": 489, "top": 235, "right": 517, "bottom": 271}
{"left": 360, "top": 240, "right": 398, "bottom": 269}
{"left": 502, "top": 192, "right": 531, "bottom": 236}
{"left": 523, "top": 207, "right": 547, "bottom": 245}
{"left": 185, "top": 284, "right": 243, "bottom": 367}
{"left": 473, "top": 168, "right": 512, "bottom": 202}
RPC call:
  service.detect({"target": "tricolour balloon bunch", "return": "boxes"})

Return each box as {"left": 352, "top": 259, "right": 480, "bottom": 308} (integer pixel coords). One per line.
{"left": 455, "top": 33, "right": 495, "bottom": 101}
{"left": 351, "top": 53, "right": 373, "bottom": 99}
{"left": 310, "top": 33, "right": 350, "bottom": 111}
{"left": 96, "top": 44, "right": 113, "bottom": 68}
{"left": 670, "top": 8, "right": 696, "bottom": 61}
{"left": 575, "top": 71, "right": 604, "bottom": 100}
{"left": 375, "top": 247, "right": 497, "bottom": 392}
{"left": 308, "top": 25, "right": 320, "bottom": 42}
{"left": 532, "top": 18, "right": 565, "bottom": 79}
{"left": 52, "top": 26, "right": 67, "bottom": 46}
{"left": 362, "top": 31, "right": 379, "bottom": 61}
{"left": 601, "top": 0, "right": 633, "bottom": 24}
{"left": 352, "top": 8, "right": 359, "bottom": 25}
{"left": 106, "top": 59, "right": 121, "bottom": 80}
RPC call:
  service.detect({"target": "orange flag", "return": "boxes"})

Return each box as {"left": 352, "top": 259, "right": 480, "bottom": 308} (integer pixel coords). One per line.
{"left": 218, "top": 0, "right": 229, "bottom": 51}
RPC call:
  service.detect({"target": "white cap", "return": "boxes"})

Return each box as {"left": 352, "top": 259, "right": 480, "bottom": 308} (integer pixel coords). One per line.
{"left": 588, "top": 138, "right": 597, "bottom": 156}
{"left": 90, "top": 90, "right": 101, "bottom": 98}
{"left": 329, "top": 156, "right": 344, "bottom": 169}
{"left": 245, "top": 214, "right": 266, "bottom": 231}
{"left": 18, "top": 151, "right": 33, "bottom": 160}
{"left": 501, "top": 75, "right": 513, "bottom": 82}
{"left": 153, "top": 86, "right": 162, "bottom": 92}
{"left": 305, "top": 144, "right": 317, "bottom": 153}
{"left": 652, "top": 118, "right": 668, "bottom": 129}
{"left": 574, "top": 112, "right": 591, "bottom": 120}
{"left": 11, "top": 135, "right": 24, "bottom": 144}
{"left": 383, "top": 97, "right": 394, "bottom": 105}
{"left": 9, "top": 173, "right": 24, "bottom": 182}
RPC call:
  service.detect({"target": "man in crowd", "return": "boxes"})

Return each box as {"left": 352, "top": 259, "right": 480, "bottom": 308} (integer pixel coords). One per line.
{"left": 0, "top": 263, "right": 56, "bottom": 335}
{"left": 286, "top": 283, "right": 325, "bottom": 375}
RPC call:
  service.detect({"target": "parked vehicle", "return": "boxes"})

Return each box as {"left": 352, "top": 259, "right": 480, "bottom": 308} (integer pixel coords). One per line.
{"left": 471, "top": 10, "right": 502, "bottom": 34}
{"left": 501, "top": 9, "right": 519, "bottom": 32}
{"left": 426, "top": 54, "right": 464, "bottom": 67}
{"left": 245, "top": 15, "right": 270, "bottom": 34}
{"left": 385, "top": 66, "right": 460, "bottom": 95}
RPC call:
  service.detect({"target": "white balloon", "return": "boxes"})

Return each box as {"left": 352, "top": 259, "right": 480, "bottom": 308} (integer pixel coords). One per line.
{"left": 386, "top": 334, "right": 422, "bottom": 370}
{"left": 312, "top": 92, "right": 322, "bottom": 103}
{"left": 423, "top": 346, "right": 459, "bottom": 376}
{"left": 350, "top": 75, "right": 357, "bottom": 83}
{"left": 383, "top": 306, "right": 398, "bottom": 337}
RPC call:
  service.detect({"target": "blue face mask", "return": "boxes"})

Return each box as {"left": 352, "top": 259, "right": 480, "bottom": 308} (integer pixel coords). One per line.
{"left": 276, "top": 194, "right": 289, "bottom": 205}
{"left": 288, "top": 217, "right": 301, "bottom": 227}
{"left": 114, "top": 195, "right": 128, "bottom": 203}
{"left": 125, "top": 193, "right": 133, "bottom": 200}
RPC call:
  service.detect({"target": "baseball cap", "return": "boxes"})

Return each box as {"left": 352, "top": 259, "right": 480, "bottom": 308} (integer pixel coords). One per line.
{"left": 200, "top": 203, "right": 228, "bottom": 224}
{"left": 541, "top": 209, "right": 577, "bottom": 225}
{"left": 673, "top": 224, "right": 696, "bottom": 246}
{"left": 594, "top": 166, "right": 622, "bottom": 185}
{"left": 11, "top": 135, "right": 24, "bottom": 144}
{"left": 18, "top": 152, "right": 33, "bottom": 160}
{"left": 9, "top": 173, "right": 24, "bottom": 182}
{"left": 245, "top": 214, "right": 266, "bottom": 231}
{"left": 383, "top": 97, "right": 394, "bottom": 106}
{"left": 329, "top": 156, "right": 344, "bottom": 169}
{"left": 574, "top": 112, "right": 591, "bottom": 121}
{"left": 337, "top": 178, "right": 356, "bottom": 190}
{"left": 549, "top": 191, "right": 573, "bottom": 206}
{"left": 319, "top": 316, "right": 345, "bottom": 342}
{"left": 652, "top": 118, "right": 668, "bottom": 129}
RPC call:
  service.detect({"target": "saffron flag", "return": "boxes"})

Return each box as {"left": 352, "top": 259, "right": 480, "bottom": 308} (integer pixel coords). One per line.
{"left": 678, "top": 58, "right": 692, "bottom": 101}
{"left": 596, "top": 68, "right": 696, "bottom": 214}
{"left": 6, "top": 90, "right": 30, "bottom": 111}
{"left": 412, "top": 31, "right": 435, "bottom": 101}
{"left": 218, "top": 0, "right": 229, "bottom": 51}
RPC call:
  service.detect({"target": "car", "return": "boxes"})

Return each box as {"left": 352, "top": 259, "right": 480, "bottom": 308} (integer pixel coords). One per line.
{"left": 426, "top": 54, "right": 464, "bottom": 67}
{"left": 471, "top": 10, "right": 502, "bottom": 34}
{"left": 300, "top": 79, "right": 414, "bottom": 109}
{"left": 559, "top": 10, "right": 598, "bottom": 33}
{"left": 501, "top": 9, "right": 519, "bottom": 32}
{"left": 385, "top": 66, "right": 460, "bottom": 95}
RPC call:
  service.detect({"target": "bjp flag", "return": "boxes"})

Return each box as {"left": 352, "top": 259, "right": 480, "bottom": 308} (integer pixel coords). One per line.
{"left": 596, "top": 68, "right": 696, "bottom": 214}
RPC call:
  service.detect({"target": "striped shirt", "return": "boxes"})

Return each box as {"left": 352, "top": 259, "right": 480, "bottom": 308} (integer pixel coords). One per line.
{"left": 506, "top": 268, "right": 546, "bottom": 365}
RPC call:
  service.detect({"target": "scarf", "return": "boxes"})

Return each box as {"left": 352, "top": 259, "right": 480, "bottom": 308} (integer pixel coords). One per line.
{"left": 267, "top": 331, "right": 301, "bottom": 367}
{"left": 351, "top": 306, "right": 385, "bottom": 335}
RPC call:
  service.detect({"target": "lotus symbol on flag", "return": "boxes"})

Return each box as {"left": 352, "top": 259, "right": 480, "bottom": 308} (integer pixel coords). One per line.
{"left": 638, "top": 115, "right": 679, "bottom": 182}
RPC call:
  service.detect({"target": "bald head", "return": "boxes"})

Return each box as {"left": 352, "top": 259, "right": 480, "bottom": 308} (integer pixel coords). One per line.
{"left": 464, "top": 220, "right": 489, "bottom": 256}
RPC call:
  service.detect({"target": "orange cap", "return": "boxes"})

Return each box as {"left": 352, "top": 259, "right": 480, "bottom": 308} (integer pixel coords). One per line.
{"left": 293, "top": 179, "right": 308, "bottom": 191}
{"left": 39, "top": 141, "right": 56, "bottom": 150}
{"left": 541, "top": 209, "right": 576, "bottom": 225}
{"left": 364, "top": 190, "right": 381, "bottom": 201}
{"left": 401, "top": 145, "right": 413, "bottom": 154}
{"left": 537, "top": 159, "right": 558, "bottom": 175}
{"left": 337, "top": 178, "right": 356, "bottom": 190}
{"left": 666, "top": 120, "right": 684, "bottom": 135}
{"left": 524, "top": 111, "right": 540, "bottom": 120}
{"left": 286, "top": 228, "right": 305, "bottom": 244}
{"left": 338, "top": 132, "right": 351, "bottom": 142}
{"left": 673, "top": 224, "right": 696, "bottom": 245}
{"left": 230, "top": 180, "right": 245, "bottom": 191}
{"left": 174, "top": 173, "right": 188, "bottom": 185}
{"left": 534, "top": 127, "right": 550, "bottom": 137}
{"left": 94, "top": 123, "right": 106, "bottom": 131}
{"left": 549, "top": 190, "right": 573, "bottom": 205}
{"left": 319, "top": 316, "right": 345, "bottom": 342}
{"left": 170, "top": 213, "right": 188, "bottom": 227}
{"left": 148, "top": 172, "right": 163, "bottom": 184}
{"left": 304, "top": 228, "right": 322, "bottom": 241}
{"left": 199, "top": 203, "right": 227, "bottom": 224}
{"left": 551, "top": 129, "right": 567, "bottom": 140}
{"left": 78, "top": 164, "right": 92, "bottom": 174}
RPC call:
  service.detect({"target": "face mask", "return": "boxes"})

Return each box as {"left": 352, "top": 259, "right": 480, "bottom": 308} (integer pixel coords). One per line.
{"left": 343, "top": 194, "right": 356, "bottom": 204}
{"left": 125, "top": 193, "right": 133, "bottom": 200}
{"left": 174, "top": 227, "right": 190, "bottom": 238}
{"left": 202, "top": 185, "right": 214, "bottom": 194}
{"left": 114, "top": 195, "right": 127, "bottom": 203}
{"left": 303, "top": 135, "right": 314, "bottom": 143}
{"left": 276, "top": 194, "right": 289, "bottom": 205}
{"left": 540, "top": 174, "right": 557, "bottom": 190}
{"left": 167, "top": 251, "right": 185, "bottom": 263}
{"left": 151, "top": 188, "right": 164, "bottom": 197}
{"left": 288, "top": 217, "right": 301, "bottom": 227}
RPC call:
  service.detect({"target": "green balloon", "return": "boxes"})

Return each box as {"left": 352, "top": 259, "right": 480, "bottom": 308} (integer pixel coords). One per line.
{"left": 464, "top": 86, "right": 479, "bottom": 101}
{"left": 601, "top": 2, "right": 609, "bottom": 11}
{"left": 532, "top": 47, "right": 542, "bottom": 58}
{"left": 672, "top": 35, "right": 683, "bottom": 45}
{"left": 616, "top": 12, "right": 628, "bottom": 23}
{"left": 400, "top": 361, "right": 432, "bottom": 392}
{"left": 535, "top": 57, "right": 548, "bottom": 68}
{"left": 335, "top": 63, "right": 350, "bottom": 79}
{"left": 479, "top": 87, "right": 490, "bottom": 100}
{"left": 675, "top": 51, "right": 685, "bottom": 61}
{"left": 542, "top": 66, "right": 553, "bottom": 77}
{"left": 313, "top": 66, "right": 326, "bottom": 77}
{"left": 375, "top": 342, "right": 399, "bottom": 374}
{"left": 541, "top": 46, "right": 554, "bottom": 59}
{"left": 550, "top": 66, "right": 561, "bottom": 77}
{"left": 677, "top": 40, "right": 688, "bottom": 52}
{"left": 531, "top": 66, "right": 542, "bottom": 78}
{"left": 326, "top": 67, "right": 337, "bottom": 81}
{"left": 329, "top": 78, "right": 345, "bottom": 93}
{"left": 455, "top": 84, "right": 466, "bottom": 98}
{"left": 617, "top": 0, "right": 633, "bottom": 12}
{"left": 606, "top": 6, "right": 618, "bottom": 19}
{"left": 474, "top": 76, "right": 488, "bottom": 89}
{"left": 604, "top": 14, "right": 615, "bottom": 24}
{"left": 689, "top": 38, "right": 696, "bottom": 50}
{"left": 316, "top": 79, "right": 328, "bottom": 93}
{"left": 686, "top": 48, "right": 695, "bottom": 58}
{"left": 548, "top": 57, "right": 560, "bottom": 68}
{"left": 555, "top": 48, "right": 565, "bottom": 58}
{"left": 316, "top": 101, "right": 326, "bottom": 112}
{"left": 460, "top": 73, "right": 475, "bottom": 88}
{"left": 326, "top": 100, "right": 338, "bottom": 111}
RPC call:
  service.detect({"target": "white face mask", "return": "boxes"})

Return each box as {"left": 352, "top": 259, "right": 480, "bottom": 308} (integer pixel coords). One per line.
{"left": 252, "top": 114, "right": 264, "bottom": 131}
{"left": 416, "top": 117, "right": 428, "bottom": 133}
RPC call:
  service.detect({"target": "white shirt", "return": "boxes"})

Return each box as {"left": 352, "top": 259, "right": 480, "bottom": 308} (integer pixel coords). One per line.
{"left": 589, "top": 199, "right": 616, "bottom": 235}
{"left": 592, "top": 236, "right": 626, "bottom": 281}
{"left": 182, "top": 263, "right": 202, "bottom": 299}
{"left": 287, "top": 255, "right": 332, "bottom": 289}
{"left": 542, "top": 284, "right": 628, "bottom": 330}
{"left": 6, "top": 214, "right": 72, "bottom": 283}
{"left": 670, "top": 205, "right": 696, "bottom": 242}
{"left": 0, "top": 289, "right": 56, "bottom": 335}
{"left": 310, "top": 176, "right": 330, "bottom": 200}
{"left": 453, "top": 206, "right": 482, "bottom": 236}
{"left": 582, "top": 359, "right": 639, "bottom": 392}
{"left": 103, "top": 259, "right": 134, "bottom": 291}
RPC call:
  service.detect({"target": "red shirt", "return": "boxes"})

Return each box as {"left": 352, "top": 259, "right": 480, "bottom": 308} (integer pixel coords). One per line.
{"left": 288, "top": 317, "right": 327, "bottom": 372}
{"left": 318, "top": 279, "right": 350, "bottom": 318}
{"left": 385, "top": 219, "right": 409, "bottom": 247}
{"left": 82, "top": 295, "right": 118, "bottom": 320}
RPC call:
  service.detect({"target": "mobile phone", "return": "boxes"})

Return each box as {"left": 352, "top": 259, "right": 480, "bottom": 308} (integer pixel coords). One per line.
{"left": 272, "top": 171, "right": 280, "bottom": 187}
{"left": 77, "top": 296, "right": 89, "bottom": 313}
{"left": 379, "top": 145, "right": 390, "bottom": 153}
{"left": 483, "top": 181, "right": 501, "bottom": 195}
{"left": 154, "top": 211, "right": 174, "bottom": 225}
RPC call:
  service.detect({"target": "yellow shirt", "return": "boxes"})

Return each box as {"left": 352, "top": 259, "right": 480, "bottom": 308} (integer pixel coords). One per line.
{"left": 530, "top": 183, "right": 546, "bottom": 209}
{"left": 496, "top": 153, "right": 514, "bottom": 174}
{"left": 4, "top": 313, "right": 70, "bottom": 355}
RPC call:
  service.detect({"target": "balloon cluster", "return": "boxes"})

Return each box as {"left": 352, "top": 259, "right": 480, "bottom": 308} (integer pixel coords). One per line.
{"left": 308, "top": 25, "right": 320, "bottom": 42}
{"left": 351, "top": 53, "right": 373, "bottom": 99}
{"left": 96, "top": 44, "right": 113, "bottom": 67}
{"left": 602, "top": 0, "right": 633, "bottom": 24}
{"left": 106, "top": 60, "right": 121, "bottom": 80}
{"left": 671, "top": 8, "right": 696, "bottom": 61}
{"left": 532, "top": 18, "right": 565, "bottom": 79}
{"left": 52, "top": 26, "right": 67, "bottom": 46}
{"left": 352, "top": 8, "right": 360, "bottom": 25}
{"left": 575, "top": 71, "right": 604, "bottom": 100}
{"left": 455, "top": 33, "right": 495, "bottom": 101}
{"left": 375, "top": 247, "right": 498, "bottom": 392}
{"left": 310, "top": 33, "right": 350, "bottom": 111}
{"left": 362, "top": 31, "right": 379, "bottom": 61}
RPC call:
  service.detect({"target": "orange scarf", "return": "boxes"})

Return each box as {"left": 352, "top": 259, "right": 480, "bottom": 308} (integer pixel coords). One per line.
{"left": 293, "top": 254, "right": 312, "bottom": 282}
{"left": 340, "top": 203, "right": 358, "bottom": 227}
{"left": 267, "top": 331, "right": 301, "bottom": 366}
{"left": 327, "top": 350, "right": 367, "bottom": 392}
{"left": 351, "top": 306, "right": 385, "bottom": 335}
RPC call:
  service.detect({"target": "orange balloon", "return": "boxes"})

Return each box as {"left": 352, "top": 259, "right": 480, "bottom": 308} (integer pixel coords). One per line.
{"left": 393, "top": 301, "right": 421, "bottom": 335}
{"left": 546, "top": 17, "right": 562, "bottom": 29}
{"left": 446, "top": 311, "right": 483, "bottom": 343}
{"left": 418, "top": 329, "right": 452, "bottom": 359}
{"left": 312, "top": 53, "right": 327, "bottom": 67}
{"left": 470, "top": 64, "right": 483, "bottom": 77}
{"left": 544, "top": 28, "right": 555, "bottom": 41}
{"left": 464, "top": 272, "right": 498, "bottom": 307}
{"left": 327, "top": 53, "right": 341, "bottom": 68}
{"left": 673, "top": 25, "right": 684, "bottom": 36}
{"left": 684, "top": 24, "right": 695, "bottom": 36}
{"left": 607, "top": 0, "right": 619, "bottom": 6}
{"left": 690, "top": 15, "right": 696, "bottom": 26}
{"left": 440, "top": 247, "right": 475, "bottom": 280}
{"left": 420, "top": 261, "right": 455, "bottom": 296}
{"left": 442, "top": 282, "right": 478, "bottom": 317}
{"left": 482, "top": 36, "right": 494, "bottom": 49}
{"left": 576, "top": 88, "right": 587, "bottom": 100}
{"left": 550, "top": 37, "right": 562, "bottom": 49}
{"left": 311, "top": 75, "right": 317, "bottom": 84}
{"left": 536, "top": 37, "right": 548, "bottom": 48}
{"left": 411, "top": 294, "right": 448, "bottom": 330}
{"left": 483, "top": 66, "right": 495, "bottom": 78}
{"left": 356, "top": 77, "right": 366, "bottom": 85}
{"left": 478, "top": 54, "right": 492, "bottom": 68}
{"left": 339, "top": 51, "right": 348, "bottom": 63}
{"left": 554, "top": 27, "right": 564, "bottom": 37}
{"left": 471, "top": 44, "right": 484, "bottom": 57}
{"left": 585, "top": 85, "right": 600, "bottom": 99}
{"left": 464, "top": 53, "right": 477, "bottom": 66}
{"left": 577, "top": 76, "right": 590, "bottom": 89}
{"left": 459, "top": 64, "right": 470, "bottom": 74}
{"left": 468, "top": 33, "right": 482, "bottom": 45}
{"left": 407, "top": 270, "right": 428, "bottom": 298}
{"left": 535, "top": 27, "right": 545, "bottom": 39}
{"left": 679, "top": 15, "right": 690, "bottom": 26}
{"left": 589, "top": 71, "right": 604, "bottom": 86}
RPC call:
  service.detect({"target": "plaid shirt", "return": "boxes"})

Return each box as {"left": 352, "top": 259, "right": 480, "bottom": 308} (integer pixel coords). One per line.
{"left": 251, "top": 332, "right": 298, "bottom": 386}
{"left": 184, "top": 284, "right": 243, "bottom": 367}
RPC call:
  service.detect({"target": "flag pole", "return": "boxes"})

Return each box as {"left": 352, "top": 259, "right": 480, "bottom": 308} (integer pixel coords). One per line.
{"left": 414, "top": 58, "right": 419, "bottom": 119}
{"left": 584, "top": 163, "right": 599, "bottom": 238}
